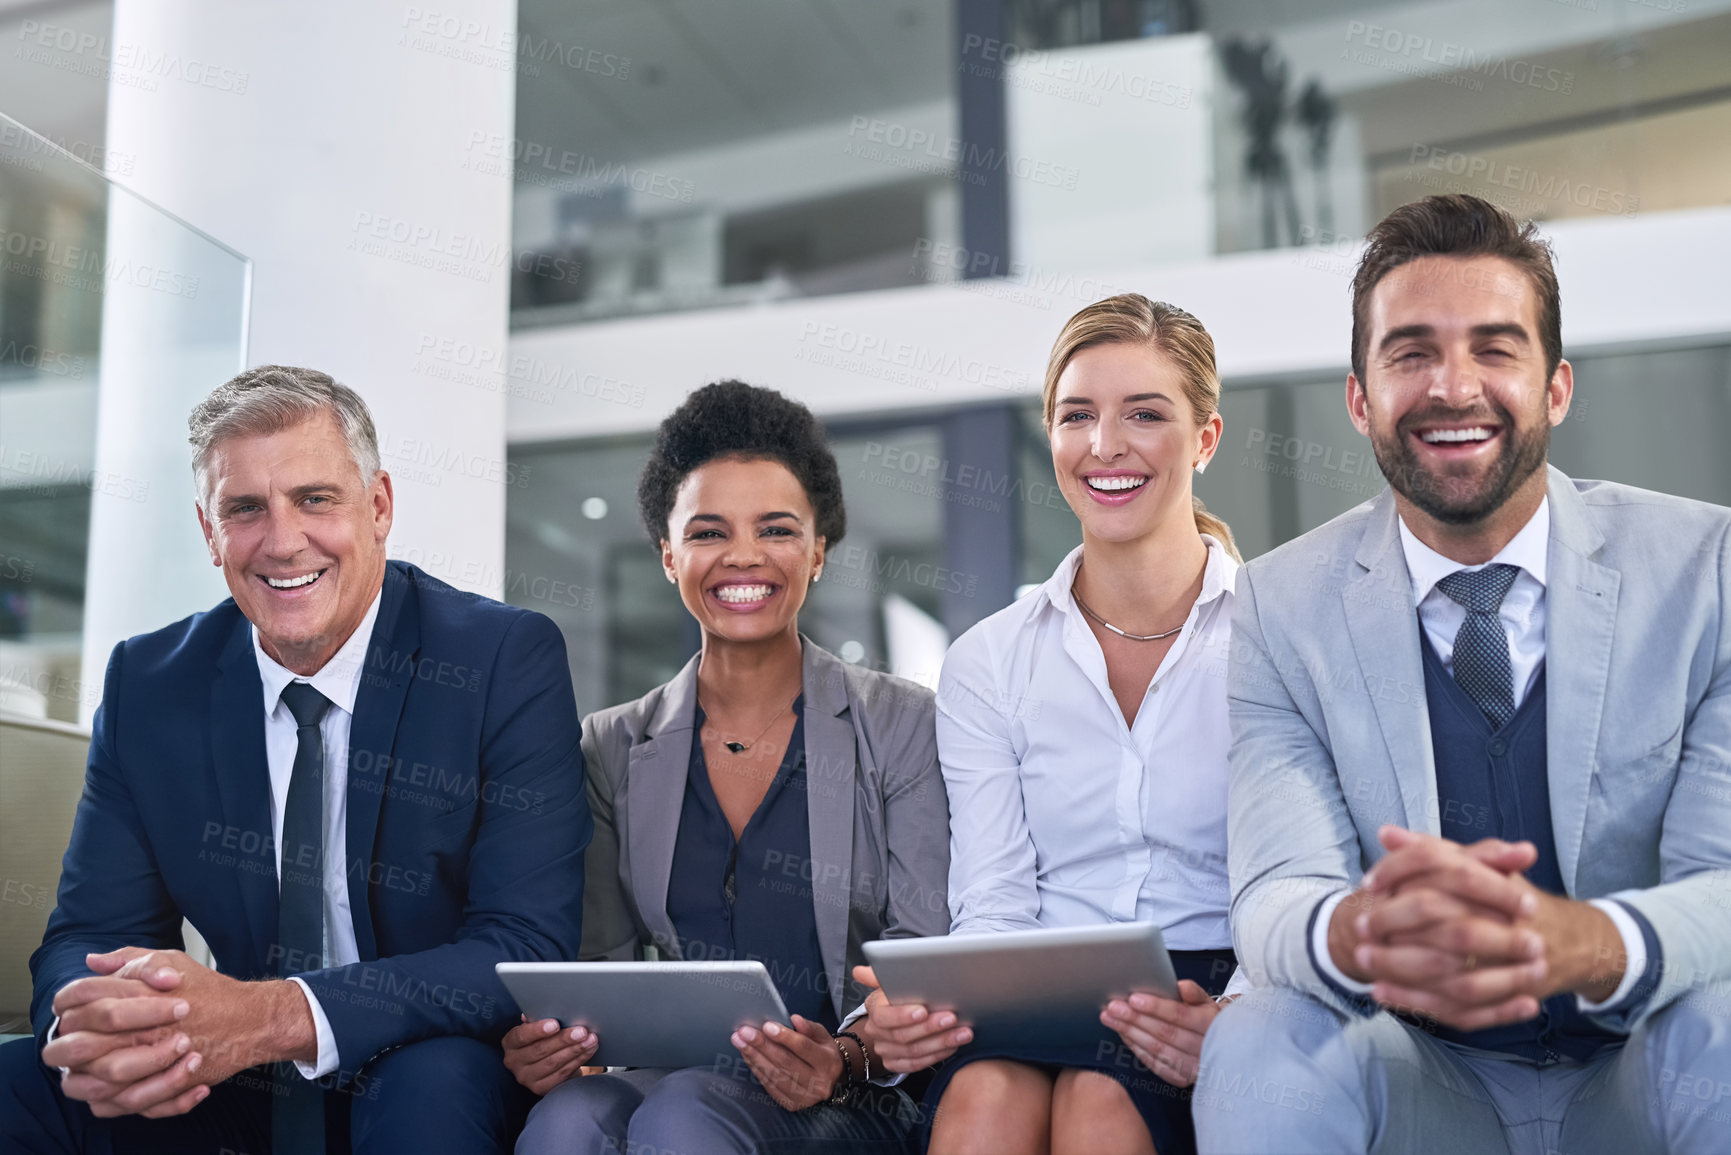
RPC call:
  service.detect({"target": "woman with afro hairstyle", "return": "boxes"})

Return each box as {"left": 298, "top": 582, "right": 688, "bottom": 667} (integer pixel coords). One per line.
{"left": 506, "top": 380, "right": 951, "bottom": 1155}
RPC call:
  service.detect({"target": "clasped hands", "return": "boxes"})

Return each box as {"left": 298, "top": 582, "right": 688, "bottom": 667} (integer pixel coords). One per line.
{"left": 41, "top": 946, "right": 315, "bottom": 1120}
{"left": 1330, "top": 825, "right": 1626, "bottom": 1031}
{"left": 502, "top": 1010, "right": 855, "bottom": 1112}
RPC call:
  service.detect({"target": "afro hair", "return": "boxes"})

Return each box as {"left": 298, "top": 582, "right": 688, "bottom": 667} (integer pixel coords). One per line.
{"left": 637, "top": 380, "right": 847, "bottom": 546}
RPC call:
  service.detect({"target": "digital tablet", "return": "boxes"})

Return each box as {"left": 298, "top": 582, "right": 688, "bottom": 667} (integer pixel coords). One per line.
{"left": 862, "top": 923, "right": 1180, "bottom": 1048}
{"left": 496, "top": 961, "right": 791, "bottom": 1068}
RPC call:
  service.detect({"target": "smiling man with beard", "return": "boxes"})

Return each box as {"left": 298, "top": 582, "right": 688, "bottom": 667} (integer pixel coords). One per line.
{"left": 1195, "top": 194, "right": 1731, "bottom": 1155}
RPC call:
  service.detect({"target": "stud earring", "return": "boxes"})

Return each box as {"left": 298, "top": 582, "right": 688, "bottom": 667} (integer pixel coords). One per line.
{"left": 1194, "top": 460, "right": 1208, "bottom": 476}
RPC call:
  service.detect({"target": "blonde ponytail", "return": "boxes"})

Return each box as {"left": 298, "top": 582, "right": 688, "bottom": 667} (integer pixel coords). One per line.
{"left": 1193, "top": 497, "right": 1241, "bottom": 562}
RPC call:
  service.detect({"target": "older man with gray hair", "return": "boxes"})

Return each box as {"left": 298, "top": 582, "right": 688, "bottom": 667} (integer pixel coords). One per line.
{"left": 1, "top": 365, "right": 591, "bottom": 1154}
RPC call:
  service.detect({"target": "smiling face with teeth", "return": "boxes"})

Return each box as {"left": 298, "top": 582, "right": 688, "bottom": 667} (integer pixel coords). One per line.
{"left": 1348, "top": 254, "right": 1572, "bottom": 544}
{"left": 1049, "top": 342, "right": 1221, "bottom": 546}
{"left": 661, "top": 455, "right": 825, "bottom": 648}
{"left": 196, "top": 410, "right": 393, "bottom": 675}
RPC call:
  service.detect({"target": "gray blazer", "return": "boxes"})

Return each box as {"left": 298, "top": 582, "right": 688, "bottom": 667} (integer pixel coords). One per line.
{"left": 1228, "top": 466, "right": 1731, "bottom": 1030}
{"left": 579, "top": 638, "right": 951, "bottom": 1020}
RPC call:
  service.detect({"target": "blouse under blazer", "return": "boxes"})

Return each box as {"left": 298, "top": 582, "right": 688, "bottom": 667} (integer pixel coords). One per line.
{"left": 579, "top": 638, "right": 952, "bottom": 1022}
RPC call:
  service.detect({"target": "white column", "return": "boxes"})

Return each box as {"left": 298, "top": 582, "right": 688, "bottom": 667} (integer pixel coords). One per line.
{"left": 84, "top": 1, "right": 520, "bottom": 719}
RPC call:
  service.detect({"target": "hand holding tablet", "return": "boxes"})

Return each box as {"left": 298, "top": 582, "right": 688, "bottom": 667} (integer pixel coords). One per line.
{"left": 729, "top": 1015, "right": 848, "bottom": 1111}
{"left": 1099, "top": 978, "right": 1226, "bottom": 1087}
{"left": 854, "top": 965, "right": 974, "bottom": 1073}
{"left": 861, "top": 923, "right": 1182, "bottom": 1051}
{"left": 495, "top": 961, "right": 790, "bottom": 1070}
{"left": 502, "top": 1015, "right": 600, "bottom": 1095}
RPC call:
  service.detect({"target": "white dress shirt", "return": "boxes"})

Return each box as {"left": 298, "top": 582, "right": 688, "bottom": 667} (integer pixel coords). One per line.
{"left": 254, "top": 589, "right": 383, "bottom": 1080}
{"left": 939, "top": 536, "right": 1238, "bottom": 952}
{"left": 1310, "top": 498, "right": 1647, "bottom": 1011}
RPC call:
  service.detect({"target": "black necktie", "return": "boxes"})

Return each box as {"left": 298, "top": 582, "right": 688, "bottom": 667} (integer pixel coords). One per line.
{"left": 1436, "top": 564, "right": 1522, "bottom": 730}
{"left": 275, "top": 681, "right": 330, "bottom": 1155}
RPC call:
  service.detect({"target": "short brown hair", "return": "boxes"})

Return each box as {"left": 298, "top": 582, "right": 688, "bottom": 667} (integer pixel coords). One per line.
{"left": 1041, "top": 293, "right": 1239, "bottom": 561}
{"left": 1350, "top": 194, "right": 1561, "bottom": 384}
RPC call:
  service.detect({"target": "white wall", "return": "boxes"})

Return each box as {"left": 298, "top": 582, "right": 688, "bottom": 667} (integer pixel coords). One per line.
{"left": 506, "top": 205, "right": 1731, "bottom": 442}
{"left": 1008, "top": 34, "right": 1215, "bottom": 272}
{"left": 83, "top": 1, "right": 520, "bottom": 712}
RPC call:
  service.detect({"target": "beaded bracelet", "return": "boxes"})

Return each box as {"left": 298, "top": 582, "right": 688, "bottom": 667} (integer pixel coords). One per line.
{"left": 826, "top": 1033, "right": 857, "bottom": 1105}
{"left": 836, "top": 1030, "right": 872, "bottom": 1084}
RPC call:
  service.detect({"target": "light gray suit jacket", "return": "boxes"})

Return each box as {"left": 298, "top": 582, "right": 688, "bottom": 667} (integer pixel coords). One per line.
{"left": 1228, "top": 466, "right": 1731, "bottom": 1030}
{"left": 579, "top": 639, "right": 951, "bottom": 1021}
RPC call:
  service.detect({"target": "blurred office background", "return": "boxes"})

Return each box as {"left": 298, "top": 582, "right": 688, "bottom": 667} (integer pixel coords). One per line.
{"left": 2, "top": 0, "right": 1730, "bottom": 729}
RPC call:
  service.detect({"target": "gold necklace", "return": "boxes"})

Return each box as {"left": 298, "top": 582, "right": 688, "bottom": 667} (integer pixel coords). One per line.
{"left": 698, "top": 692, "right": 799, "bottom": 754}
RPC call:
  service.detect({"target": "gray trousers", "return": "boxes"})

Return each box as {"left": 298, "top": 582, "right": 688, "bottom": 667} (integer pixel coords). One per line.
{"left": 515, "top": 1065, "right": 919, "bottom": 1155}
{"left": 1193, "top": 987, "right": 1731, "bottom": 1154}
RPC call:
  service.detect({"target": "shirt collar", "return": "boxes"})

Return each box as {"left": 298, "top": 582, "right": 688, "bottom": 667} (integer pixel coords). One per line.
{"left": 253, "top": 586, "right": 385, "bottom": 718}
{"left": 1042, "top": 533, "right": 1239, "bottom": 618}
{"left": 1397, "top": 495, "right": 1550, "bottom": 606}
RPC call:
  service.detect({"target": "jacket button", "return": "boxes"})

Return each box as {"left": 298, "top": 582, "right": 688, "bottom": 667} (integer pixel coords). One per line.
{"left": 1488, "top": 738, "right": 1508, "bottom": 756}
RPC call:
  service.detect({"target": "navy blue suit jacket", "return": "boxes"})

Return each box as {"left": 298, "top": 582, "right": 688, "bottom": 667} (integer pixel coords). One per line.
{"left": 29, "top": 561, "right": 591, "bottom": 1076}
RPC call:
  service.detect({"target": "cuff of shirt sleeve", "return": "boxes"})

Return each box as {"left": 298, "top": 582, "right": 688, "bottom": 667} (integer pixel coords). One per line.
{"left": 1577, "top": 899, "right": 1649, "bottom": 1014}
{"left": 837, "top": 1002, "right": 907, "bottom": 1087}
{"left": 286, "top": 976, "right": 340, "bottom": 1079}
{"left": 1219, "top": 966, "right": 1254, "bottom": 1000}
{"left": 1310, "top": 891, "right": 1375, "bottom": 998}
{"left": 46, "top": 1015, "right": 69, "bottom": 1075}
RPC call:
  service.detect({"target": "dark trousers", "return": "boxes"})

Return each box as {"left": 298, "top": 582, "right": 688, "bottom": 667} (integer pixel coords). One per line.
{"left": 517, "top": 1064, "right": 920, "bottom": 1155}
{"left": 0, "top": 1034, "right": 532, "bottom": 1154}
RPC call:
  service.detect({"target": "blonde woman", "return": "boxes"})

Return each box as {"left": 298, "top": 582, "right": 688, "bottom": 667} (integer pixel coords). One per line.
{"left": 861, "top": 296, "right": 1245, "bottom": 1155}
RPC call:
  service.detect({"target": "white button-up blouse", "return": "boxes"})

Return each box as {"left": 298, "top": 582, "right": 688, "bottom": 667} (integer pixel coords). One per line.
{"left": 938, "top": 535, "right": 1237, "bottom": 951}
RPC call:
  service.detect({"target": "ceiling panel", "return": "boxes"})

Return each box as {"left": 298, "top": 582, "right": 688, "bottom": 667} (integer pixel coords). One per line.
{"left": 514, "top": 0, "right": 954, "bottom": 167}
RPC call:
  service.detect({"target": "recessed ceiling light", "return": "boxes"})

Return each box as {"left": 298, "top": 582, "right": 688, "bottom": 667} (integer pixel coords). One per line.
{"left": 581, "top": 497, "right": 608, "bottom": 520}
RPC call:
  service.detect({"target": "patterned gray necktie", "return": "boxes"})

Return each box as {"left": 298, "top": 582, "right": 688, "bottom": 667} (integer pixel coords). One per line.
{"left": 275, "top": 680, "right": 330, "bottom": 1154}
{"left": 1435, "top": 564, "right": 1522, "bottom": 730}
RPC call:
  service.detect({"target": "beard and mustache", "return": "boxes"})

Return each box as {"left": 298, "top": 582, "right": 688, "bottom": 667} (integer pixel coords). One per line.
{"left": 1366, "top": 397, "right": 1550, "bottom": 525}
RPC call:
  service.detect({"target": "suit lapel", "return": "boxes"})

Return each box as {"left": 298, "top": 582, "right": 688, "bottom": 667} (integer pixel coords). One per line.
{"left": 1542, "top": 468, "right": 1617, "bottom": 893}
{"left": 801, "top": 641, "right": 857, "bottom": 1019}
{"left": 626, "top": 655, "right": 698, "bottom": 956}
{"left": 1342, "top": 491, "right": 1439, "bottom": 834}
{"left": 342, "top": 566, "right": 417, "bottom": 961}
{"left": 210, "top": 613, "right": 277, "bottom": 968}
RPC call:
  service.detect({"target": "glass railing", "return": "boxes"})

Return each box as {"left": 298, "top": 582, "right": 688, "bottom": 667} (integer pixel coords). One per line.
{"left": 0, "top": 111, "right": 249, "bottom": 725}
{"left": 507, "top": 0, "right": 961, "bottom": 327}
